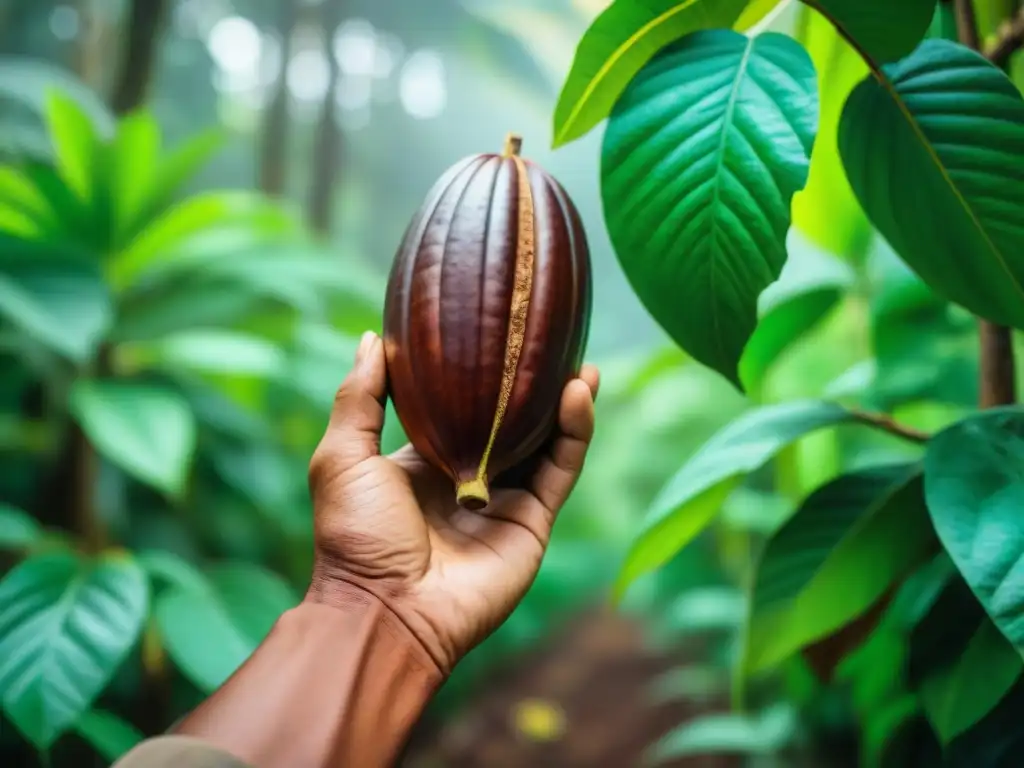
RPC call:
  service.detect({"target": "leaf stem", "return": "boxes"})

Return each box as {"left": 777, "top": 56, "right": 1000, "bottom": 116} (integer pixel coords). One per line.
{"left": 954, "top": 0, "right": 1019, "bottom": 408}
{"left": 985, "top": 8, "right": 1024, "bottom": 67}
{"left": 849, "top": 409, "right": 931, "bottom": 444}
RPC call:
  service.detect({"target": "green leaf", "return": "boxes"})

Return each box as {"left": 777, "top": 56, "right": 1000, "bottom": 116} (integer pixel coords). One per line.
{"left": 810, "top": 0, "right": 934, "bottom": 64}
{"left": 69, "top": 380, "right": 196, "bottom": 496}
{"left": 44, "top": 90, "right": 100, "bottom": 205}
{"left": 155, "top": 563, "right": 298, "bottom": 692}
{"left": 0, "top": 235, "right": 112, "bottom": 361}
{"left": 601, "top": 30, "right": 818, "bottom": 385}
{"left": 920, "top": 620, "right": 1023, "bottom": 744}
{"left": 134, "top": 550, "right": 208, "bottom": 594}
{"left": 791, "top": 4, "right": 871, "bottom": 262}
{"left": 74, "top": 709, "right": 144, "bottom": 762}
{"left": 839, "top": 41, "right": 1024, "bottom": 331}
{"left": 739, "top": 232, "right": 853, "bottom": 394}
{"left": 145, "top": 128, "right": 223, "bottom": 214}
{"left": 115, "top": 126, "right": 224, "bottom": 247}
{"left": 0, "top": 550, "right": 148, "bottom": 749}
{"left": 552, "top": 0, "right": 749, "bottom": 147}
{"left": 110, "top": 192, "right": 299, "bottom": 289}
{"left": 745, "top": 465, "right": 935, "bottom": 674}
{"left": 0, "top": 166, "right": 59, "bottom": 237}
{"left": 617, "top": 400, "right": 855, "bottom": 597}
{"left": 925, "top": 407, "right": 1024, "bottom": 651}
{"left": 647, "top": 704, "right": 798, "bottom": 763}
{"left": 126, "top": 330, "right": 287, "bottom": 378}
{"left": 112, "top": 111, "right": 161, "bottom": 246}
{"left": 735, "top": 0, "right": 788, "bottom": 31}
{"left": 0, "top": 503, "right": 41, "bottom": 549}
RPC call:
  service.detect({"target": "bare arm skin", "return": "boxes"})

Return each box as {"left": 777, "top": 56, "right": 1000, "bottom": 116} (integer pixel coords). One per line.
{"left": 115, "top": 331, "right": 599, "bottom": 768}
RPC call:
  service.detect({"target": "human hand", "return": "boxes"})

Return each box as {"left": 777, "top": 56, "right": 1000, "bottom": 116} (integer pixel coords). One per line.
{"left": 305, "top": 331, "right": 599, "bottom": 674}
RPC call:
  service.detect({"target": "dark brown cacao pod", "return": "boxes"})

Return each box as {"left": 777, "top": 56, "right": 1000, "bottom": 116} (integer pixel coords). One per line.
{"left": 383, "top": 134, "right": 592, "bottom": 510}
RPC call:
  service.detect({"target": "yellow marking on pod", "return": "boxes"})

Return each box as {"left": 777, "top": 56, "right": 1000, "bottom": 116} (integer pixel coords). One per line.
{"left": 456, "top": 133, "right": 534, "bottom": 510}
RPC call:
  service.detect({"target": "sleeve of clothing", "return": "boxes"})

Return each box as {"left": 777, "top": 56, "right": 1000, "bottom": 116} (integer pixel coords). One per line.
{"left": 113, "top": 736, "right": 252, "bottom": 768}
{"left": 141, "top": 582, "right": 443, "bottom": 768}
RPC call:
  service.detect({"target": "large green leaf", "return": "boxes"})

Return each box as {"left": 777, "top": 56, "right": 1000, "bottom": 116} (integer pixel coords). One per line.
{"left": 616, "top": 401, "right": 855, "bottom": 596}
{"left": 602, "top": 30, "right": 817, "bottom": 386}
{"left": 109, "top": 192, "right": 299, "bottom": 289}
{"left": 155, "top": 563, "right": 298, "bottom": 692}
{"left": 925, "top": 408, "right": 1024, "bottom": 650}
{"left": 809, "top": 0, "right": 934, "bottom": 64}
{"left": 0, "top": 550, "right": 148, "bottom": 749}
{"left": 45, "top": 90, "right": 101, "bottom": 206}
{"left": 0, "top": 235, "right": 112, "bottom": 361}
{"left": 69, "top": 380, "right": 196, "bottom": 496}
{"left": 124, "top": 330, "right": 287, "bottom": 378}
{"left": 839, "top": 41, "right": 1024, "bottom": 331}
{"left": 551, "top": 0, "right": 749, "bottom": 147}
{"left": 111, "top": 111, "right": 161, "bottom": 247}
{"left": 790, "top": 4, "right": 871, "bottom": 262}
{"left": 744, "top": 464, "right": 935, "bottom": 674}
{"left": 739, "top": 232, "right": 853, "bottom": 394}
{"left": 920, "top": 619, "right": 1023, "bottom": 744}
{"left": 74, "top": 709, "right": 144, "bottom": 762}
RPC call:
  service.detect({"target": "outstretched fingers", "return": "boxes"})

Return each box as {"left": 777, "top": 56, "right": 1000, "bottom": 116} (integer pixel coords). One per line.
{"left": 308, "top": 331, "right": 388, "bottom": 488}
{"left": 529, "top": 364, "right": 599, "bottom": 515}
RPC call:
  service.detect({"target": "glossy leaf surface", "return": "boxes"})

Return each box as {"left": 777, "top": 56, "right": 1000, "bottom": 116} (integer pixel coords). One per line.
{"left": 840, "top": 41, "right": 1024, "bottom": 330}
{"left": 745, "top": 465, "right": 934, "bottom": 674}
{"left": 552, "top": 0, "right": 749, "bottom": 147}
{"left": 617, "top": 401, "right": 853, "bottom": 596}
{"left": 0, "top": 551, "right": 147, "bottom": 748}
{"left": 602, "top": 30, "right": 817, "bottom": 385}
{"left": 925, "top": 408, "right": 1024, "bottom": 650}
{"left": 69, "top": 380, "right": 196, "bottom": 496}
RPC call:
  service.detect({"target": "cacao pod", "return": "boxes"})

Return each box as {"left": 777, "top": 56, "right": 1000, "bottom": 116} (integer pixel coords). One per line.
{"left": 383, "top": 134, "right": 592, "bottom": 510}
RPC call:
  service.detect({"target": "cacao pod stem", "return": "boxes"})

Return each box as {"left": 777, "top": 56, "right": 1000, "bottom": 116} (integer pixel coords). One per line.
{"left": 503, "top": 132, "right": 523, "bottom": 158}
{"left": 454, "top": 132, "right": 535, "bottom": 511}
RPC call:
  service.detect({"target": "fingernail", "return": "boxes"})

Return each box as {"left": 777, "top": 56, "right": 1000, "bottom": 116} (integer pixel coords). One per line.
{"left": 355, "top": 331, "right": 376, "bottom": 364}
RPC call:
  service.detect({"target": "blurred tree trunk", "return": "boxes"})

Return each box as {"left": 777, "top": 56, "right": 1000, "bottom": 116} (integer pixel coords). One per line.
{"left": 75, "top": 0, "right": 112, "bottom": 90}
{"left": 110, "top": 0, "right": 168, "bottom": 115}
{"left": 259, "top": 0, "right": 299, "bottom": 196}
{"left": 307, "top": 0, "right": 345, "bottom": 235}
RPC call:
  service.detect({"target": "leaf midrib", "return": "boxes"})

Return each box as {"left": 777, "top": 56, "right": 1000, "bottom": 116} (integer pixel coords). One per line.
{"left": 811, "top": 1, "right": 1024, "bottom": 306}
{"left": 555, "top": 0, "right": 705, "bottom": 146}
{"left": 708, "top": 36, "right": 756, "bottom": 375}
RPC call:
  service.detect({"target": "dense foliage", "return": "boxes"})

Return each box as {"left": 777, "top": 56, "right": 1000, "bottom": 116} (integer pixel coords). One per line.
{"left": 4, "top": 0, "right": 1024, "bottom": 766}
{"left": 553, "top": 0, "right": 1024, "bottom": 763}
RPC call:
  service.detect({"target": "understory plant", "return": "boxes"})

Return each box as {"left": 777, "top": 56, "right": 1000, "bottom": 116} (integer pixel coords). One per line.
{"left": 554, "top": 0, "right": 1024, "bottom": 763}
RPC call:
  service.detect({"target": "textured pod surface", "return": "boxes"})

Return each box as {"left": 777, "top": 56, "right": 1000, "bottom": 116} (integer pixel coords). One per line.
{"left": 383, "top": 135, "right": 592, "bottom": 509}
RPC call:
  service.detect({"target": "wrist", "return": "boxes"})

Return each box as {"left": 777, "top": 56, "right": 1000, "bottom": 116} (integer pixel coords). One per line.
{"left": 304, "top": 567, "right": 455, "bottom": 676}
{"left": 176, "top": 579, "right": 444, "bottom": 768}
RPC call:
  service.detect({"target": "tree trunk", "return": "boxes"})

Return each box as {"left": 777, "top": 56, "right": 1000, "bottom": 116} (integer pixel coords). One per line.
{"left": 110, "top": 0, "right": 168, "bottom": 115}
{"left": 259, "top": 0, "right": 299, "bottom": 196}
{"left": 307, "top": 0, "right": 345, "bottom": 235}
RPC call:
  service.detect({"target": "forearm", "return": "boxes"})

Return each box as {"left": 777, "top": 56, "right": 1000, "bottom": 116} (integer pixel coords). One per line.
{"left": 165, "top": 584, "right": 442, "bottom": 768}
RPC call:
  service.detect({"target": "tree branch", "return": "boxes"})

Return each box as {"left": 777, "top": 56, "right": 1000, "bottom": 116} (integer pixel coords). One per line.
{"left": 954, "top": 0, "right": 1019, "bottom": 408}
{"left": 954, "top": 0, "right": 981, "bottom": 50}
{"left": 985, "top": 9, "right": 1024, "bottom": 67}
{"left": 259, "top": 0, "right": 300, "bottom": 196}
{"left": 850, "top": 410, "right": 932, "bottom": 445}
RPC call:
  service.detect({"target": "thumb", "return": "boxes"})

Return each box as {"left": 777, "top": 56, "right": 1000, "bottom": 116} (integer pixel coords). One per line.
{"left": 309, "top": 331, "right": 387, "bottom": 486}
